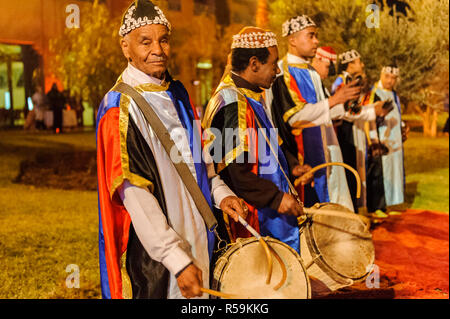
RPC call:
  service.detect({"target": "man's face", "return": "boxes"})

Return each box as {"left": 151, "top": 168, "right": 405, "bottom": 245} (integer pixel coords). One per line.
{"left": 311, "top": 57, "right": 330, "bottom": 80}
{"left": 289, "top": 26, "right": 319, "bottom": 59}
{"left": 380, "top": 72, "right": 398, "bottom": 91}
{"left": 347, "top": 58, "right": 365, "bottom": 75}
{"left": 120, "top": 24, "right": 170, "bottom": 79}
{"left": 254, "top": 46, "right": 281, "bottom": 89}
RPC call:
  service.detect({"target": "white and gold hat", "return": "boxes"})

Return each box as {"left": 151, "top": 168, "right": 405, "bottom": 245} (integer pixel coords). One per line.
{"left": 338, "top": 49, "right": 361, "bottom": 64}
{"left": 231, "top": 27, "right": 278, "bottom": 49}
{"left": 119, "top": 0, "right": 171, "bottom": 37}
{"left": 282, "top": 15, "right": 316, "bottom": 37}
{"left": 382, "top": 66, "right": 400, "bottom": 76}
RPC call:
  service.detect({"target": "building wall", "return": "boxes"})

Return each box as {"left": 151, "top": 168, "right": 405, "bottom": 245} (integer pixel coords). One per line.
{"left": 0, "top": 0, "right": 111, "bottom": 92}
{"left": 0, "top": 0, "right": 249, "bottom": 111}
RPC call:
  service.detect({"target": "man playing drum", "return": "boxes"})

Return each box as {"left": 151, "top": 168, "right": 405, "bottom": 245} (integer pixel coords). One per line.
{"left": 202, "top": 26, "right": 313, "bottom": 254}
{"left": 268, "top": 16, "right": 360, "bottom": 212}
{"left": 96, "top": 0, "right": 246, "bottom": 299}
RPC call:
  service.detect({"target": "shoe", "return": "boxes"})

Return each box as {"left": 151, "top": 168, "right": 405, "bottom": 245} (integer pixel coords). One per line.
{"left": 372, "top": 210, "right": 389, "bottom": 218}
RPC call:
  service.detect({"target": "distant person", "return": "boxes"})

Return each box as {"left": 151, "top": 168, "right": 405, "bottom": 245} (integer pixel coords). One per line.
{"left": 47, "top": 83, "right": 65, "bottom": 133}
{"left": 32, "top": 86, "right": 47, "bottom": 130}
{"left": 365, "top": 65, "right": 406, "bottom": 212}
{"left": 75, "top": 96, "right": 84, "bottom": 127}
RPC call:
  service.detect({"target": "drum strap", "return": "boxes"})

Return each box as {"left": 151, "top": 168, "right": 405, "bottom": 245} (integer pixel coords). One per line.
{"left": 114, "top": 82, "right": 218, "bottom": 232}
{"left": 253, "top": 114, "right": 302, "bottom": 199}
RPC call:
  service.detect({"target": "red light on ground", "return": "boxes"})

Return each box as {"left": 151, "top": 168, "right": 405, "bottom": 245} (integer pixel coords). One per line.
{"left": 56, "top": 128, "right": 60, "bottom": 134}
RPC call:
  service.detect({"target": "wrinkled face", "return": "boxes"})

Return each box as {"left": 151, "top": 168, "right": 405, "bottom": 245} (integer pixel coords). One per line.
{"left": 380, "top": 72, "right": 398, "bottom": 90}
{"left": 312, "top": 57, "right": 331, "bottom": 80}
{"left": 289, "top": 26, "right": 319, "bottom": 59}
{"left": 347, "top": 58, "right": 365, "bottom": 75}
{"left": 254, "top": 46, "right": 281, "bottom": 89}
{"left": 120, "top": 24, "right": 170, "bottom": 79}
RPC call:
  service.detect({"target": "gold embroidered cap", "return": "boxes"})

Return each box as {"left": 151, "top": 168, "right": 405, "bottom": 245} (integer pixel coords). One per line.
{"left": 231, "top": 26, "right": 278, "bottom": 49}
{"left": 339, "top": 49, "right": 361, "bottom": 64}
{"left": 382, "top": 66, "right": 400, "bottom": 76}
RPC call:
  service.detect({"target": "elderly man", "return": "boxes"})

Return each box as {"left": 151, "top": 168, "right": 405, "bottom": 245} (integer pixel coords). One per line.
{"left": 96, "top": 0, "right": 245, "bottom": 300}
{"left": 202, "top": 27, "right": 313, "bottom": 253}
{"left": 268, "top": 16, "right": 360, "bottom": 212}
{"left": 365, "top": 65, "right": 406, "bottom": 213}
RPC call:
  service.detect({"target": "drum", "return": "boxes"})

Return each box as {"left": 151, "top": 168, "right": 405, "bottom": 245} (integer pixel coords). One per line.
{"left": 212, "top": 237, "right": 311, "bottom": 299}
{"left": 299, "top": 203, "right": 375, "bottom": 292}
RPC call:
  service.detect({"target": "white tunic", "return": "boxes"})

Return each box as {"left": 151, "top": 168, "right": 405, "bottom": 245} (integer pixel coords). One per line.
{"left": 268, "top": 54, "right": 353, "bottom": 212}
{"left": 369, "top": 81, "right": 405, "bottom": 206}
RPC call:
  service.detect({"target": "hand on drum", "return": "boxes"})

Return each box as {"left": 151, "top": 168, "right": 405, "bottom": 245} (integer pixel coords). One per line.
{"left": 278, "top": 193, "right": 304, "bottom": 217}
{"left": 176, "top": 263, "right": 204, "bottom": 299}
{"left": 292, "top": 164, "right": 314, "bottom": 186}
{"left": 220, "top": 196, "right": 249, "bottom": 222}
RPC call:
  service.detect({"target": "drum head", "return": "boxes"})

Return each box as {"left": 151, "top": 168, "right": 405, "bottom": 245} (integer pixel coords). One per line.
{"left": 309, "top": 203, "right": 375, "bottom": 281}
{"left": 213, "top": 237, "right": 310, "bottom": 299}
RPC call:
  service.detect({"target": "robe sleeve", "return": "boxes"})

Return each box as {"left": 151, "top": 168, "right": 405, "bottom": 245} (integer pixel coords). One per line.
{"left": 118, "top": 180, "right": 193, "bottom": 277}
{"left": 330, "top": 103, "right": 376, "bottom": 122}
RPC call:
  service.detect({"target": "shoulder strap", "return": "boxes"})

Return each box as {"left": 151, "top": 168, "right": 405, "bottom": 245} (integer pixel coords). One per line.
{"left": 114, "top": 82, "right": 218, "bottom": 231}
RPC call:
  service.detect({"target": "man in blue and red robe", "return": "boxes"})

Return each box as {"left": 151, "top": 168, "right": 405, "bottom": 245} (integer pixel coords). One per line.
{"left": 268, "top": 16, "right": 361, "bottom": 212}
{"left": 203, "top": 27, "right": 312, "bottom": 253}
{"left": 96, "top": 0, "right": 245, "bottom": 299}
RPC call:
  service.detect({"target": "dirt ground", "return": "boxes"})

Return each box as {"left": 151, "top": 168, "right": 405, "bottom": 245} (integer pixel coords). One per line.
{"left": 13, "top": 150, "right": 97, "bottom": 191}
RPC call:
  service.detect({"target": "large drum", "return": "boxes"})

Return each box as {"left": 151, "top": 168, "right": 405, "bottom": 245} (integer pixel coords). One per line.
{"left": 300, "top": 203, "right": 375, "bottom": 291}
{"left": 299, "top": 203, "right": 375, "bottom": 292}
{"left": 212, "top": 237, "right": 311, "bottom": 299}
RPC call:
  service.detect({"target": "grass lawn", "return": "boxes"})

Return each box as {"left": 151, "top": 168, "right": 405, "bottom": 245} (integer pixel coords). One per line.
{"left": 403, "top": 132, "right": 449, "bottom": 213}
{"left": 0, "top": 127, "right": 448, "bottom": 299}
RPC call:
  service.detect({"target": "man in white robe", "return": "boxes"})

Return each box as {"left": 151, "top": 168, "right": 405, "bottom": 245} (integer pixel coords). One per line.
{"left": 268, "top": 16, "right": 361, "bottom": 212}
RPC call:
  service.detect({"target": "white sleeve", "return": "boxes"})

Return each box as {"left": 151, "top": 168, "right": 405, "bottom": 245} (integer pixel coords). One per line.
{"left": 118, "top": 180, "right": 193, "bottom": 276}
{"left": 344, "top": 105, "right": 376, "bottom": 122}
{"left": 330, "top": 104, "right": 376, "bottom": 122}
{"left": 287, "top": 99, "right": 330, "bottom": 127}
{"left": 330, "top": 104, "right": 346, "bottom": 120}
{"left": 210, "top": 174, "right": 236, "bottom": 209}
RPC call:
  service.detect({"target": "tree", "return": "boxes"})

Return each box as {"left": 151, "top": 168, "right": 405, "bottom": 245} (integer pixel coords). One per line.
{"left": 49, "top": 0, "right": 126, "bottom": 124}
{"left": 269, "top": 0, "right": 449, "bottom": 135}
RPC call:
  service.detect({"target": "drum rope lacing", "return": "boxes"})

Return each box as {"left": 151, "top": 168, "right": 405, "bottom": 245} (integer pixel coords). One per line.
{"left": 204, "top": 89, "right": 369, "bottom": 298}
{"left": 206, "top": 217, "right": 288, "bottom": 298}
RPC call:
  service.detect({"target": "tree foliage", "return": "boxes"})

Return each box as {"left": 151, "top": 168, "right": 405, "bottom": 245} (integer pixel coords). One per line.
{"left": 49, "top": 0, "right": 126, "bottom": 110}
{"left": 256, "top": 0, "right": 270, "bottom": 29}
{"left": 269, "top": 0, "right": 449, "bottom": 106}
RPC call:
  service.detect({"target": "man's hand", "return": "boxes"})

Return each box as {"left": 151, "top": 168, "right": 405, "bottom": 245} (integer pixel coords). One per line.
{"left": 220, "top": 196, "right": 249, "bottom": 222}
{"left": 329, "top": 80, "right": 361, "bottom": 107}
{"left": 277, "top": 193, "right": 304, "bottom": 217}
{"left": 176, "top": 264, "right": 203, "bottom": 299}
{"left": 292, "top": 164, "right": 314, "bottom": 186}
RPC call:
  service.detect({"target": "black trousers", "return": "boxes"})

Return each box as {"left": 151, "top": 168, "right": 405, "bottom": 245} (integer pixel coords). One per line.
{"left": 336, "top": 120, "right": 357, "bottom": 212}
